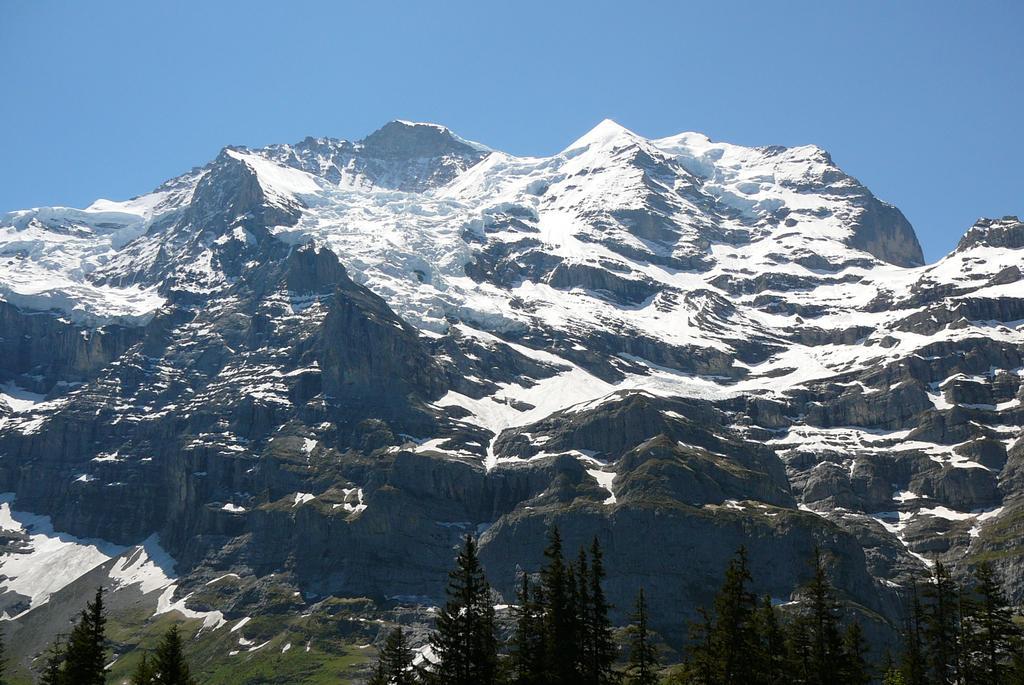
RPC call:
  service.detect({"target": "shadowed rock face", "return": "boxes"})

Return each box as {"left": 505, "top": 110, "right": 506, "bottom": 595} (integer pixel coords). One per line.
{"left": 360, "top": 120, "right": 484, "bottom": 160}
{"left": 846, "top": 196, "right": 925, "bottom": 267}
{"left": 318, "top": 254, "right": 449, "bottom": 407}
{"left": 0, "top": 301, "right": 142, "bottom": 392}
{"left": 284, "top": 244, "right": 348, "bottom": 294}
{"left": 0, "top": 120, "right": 1021, "bottom": 671}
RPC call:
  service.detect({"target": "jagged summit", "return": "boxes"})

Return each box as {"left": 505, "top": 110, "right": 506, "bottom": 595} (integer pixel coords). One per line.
{"left": 360, "top": 119, "right": 491, "bottom": 158}
{"left": 562, "top": 118, "right": 641, "bottom": 152}
{"left": 956, "top": 215, "right": 1024, "bottom": 251}
{"left": 385, "top": 119, "right": 493, "bottom": 152}
{"left": 0, "top": 118, "right": 956, "bottom": 333}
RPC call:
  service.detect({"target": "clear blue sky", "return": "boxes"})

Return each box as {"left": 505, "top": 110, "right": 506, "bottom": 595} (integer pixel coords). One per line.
{"left": 2, "top": 1, "right": 1020, "bottom": 261}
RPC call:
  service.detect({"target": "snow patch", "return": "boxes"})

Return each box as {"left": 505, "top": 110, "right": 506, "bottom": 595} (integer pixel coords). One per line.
{"left": 586, "top": 468, "right": 617, "bottom": 505}
{"left": 0, "top": 495, "right": 122, "bottom": 617}
{"left": 293, "top": 492, "right": 316, "bottom": 506}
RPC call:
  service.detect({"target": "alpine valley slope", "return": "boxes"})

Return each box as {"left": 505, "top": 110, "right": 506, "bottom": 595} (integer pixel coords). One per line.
{"left": 0, "top": 119, "right": 1022, "bottom": 675}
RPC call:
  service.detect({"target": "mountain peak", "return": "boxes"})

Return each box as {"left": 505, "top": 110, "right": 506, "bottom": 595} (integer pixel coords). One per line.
{"left": 563, "top": 118, "right": 640, "bottom": 153}
{"left": 360, "top": 120, "right": 491, "bottom": 158}
{"left": 956, "top": 215, "right": 1024, "bottom": 252}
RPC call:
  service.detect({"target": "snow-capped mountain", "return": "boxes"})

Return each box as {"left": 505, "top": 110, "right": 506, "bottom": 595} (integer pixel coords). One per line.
{"left": 0, "top": 119, "right": 1021, "bottom": 666}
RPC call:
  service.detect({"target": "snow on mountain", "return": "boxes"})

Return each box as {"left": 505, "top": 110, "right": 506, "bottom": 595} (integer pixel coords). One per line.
{"left": 0, "top": 494, "right": 224, "bottom": 629}
{"left": 0, "top": 119, "right": 1010, "bottom": 458}
{"left": 0, "top": 121, "right": 1013, "bottom": 449}
{"left": 223, "top": 148, "right": 324, "bottom": 201}
{"left": 0, "top": 119, "right": 1021, "bottom": 652}
{"left": 0, "top": 383, "right": 44, "bottom": 415}
{"left": 0, "top": 119, "right": 913, "bottom": 325}
{"left": 0, "top": 199, "right": 170, "bottom": 323}
{"left": 0, "top": 495, "right": 121, "bottom": 617}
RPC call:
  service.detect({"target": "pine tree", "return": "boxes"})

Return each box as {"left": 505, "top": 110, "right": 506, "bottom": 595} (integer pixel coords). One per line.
{"left": 375, "top": 627, "right": 416, "bottom": 685}
{"left": 152, "top": 625, "right": 196, "bottom": 685}
{"left": 900, "top": 581, "right": 927, "bottom": 685}
{"left": 685, "top": 607, "right": 715, "bottom": 685}
{"left": 806, "top": 548, "right": 843, "bottom": 685}
{"left": 509, "top": 573, "right": 544, "bottom": 685}
{"left": 430, "top": 535, "right": 498, "bottom": 685}
{"left": 130, "top": 653, "right": 156, "bottom": 685}
{"left": 39, "top": 639, "right": 66, "bottom": 685}
{"left": 569, "top": 561, "right": 585, "bottom": 679}
{"left": 63, "top": 587, "right": 108, "bottom": 685}
{"left": 962, "top": 561, "right": 1019, "bottom": 685}
{"left": 957, "top": 584, "right": 978, "bottom": 685}
{"left": 785, "top": 613, "right": 813, "bottom": 684}
{"left": 576, "top": 547, "right": 594, "bottom": 683}
{"left": 923, "top": 562, "right": 960, "bottom": 685}
{"left": 755, "top": 595, "right": 786, "bottom": 685}
{"left": 682, "top": 548, "right": 762, "bottom": 685}
{"left": 841, "top": 621, "right": 872, "bottom": 685}
{"left": 540, "top": 526, "right": 579, "bottom": 685}
{"left": 0, "top": 626, "right": 6, "bottom": 685}
{"left": 587, "top": 538, "right": 618, "bottom": 685}
{"left": 710, "top": 547, "right": 759, "bottom": 684}
{"left": 626, "top": 588, "right": 658, "bottom": 685}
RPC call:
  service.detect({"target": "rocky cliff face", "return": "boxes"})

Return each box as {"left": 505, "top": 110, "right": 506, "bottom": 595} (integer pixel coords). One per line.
{"left": 0, "top": 120, "right": 1020, "bottom": 668}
